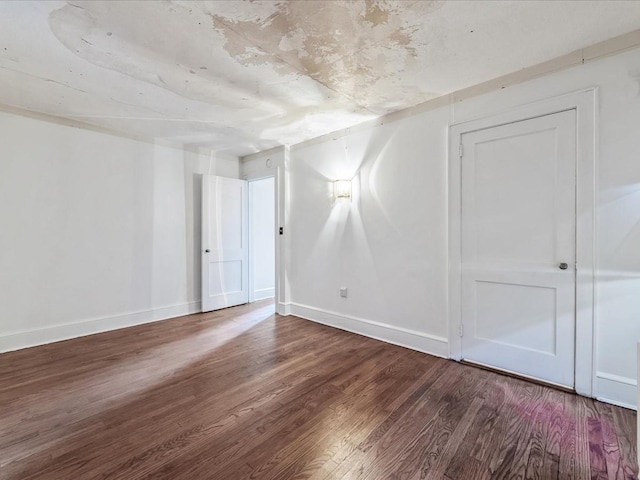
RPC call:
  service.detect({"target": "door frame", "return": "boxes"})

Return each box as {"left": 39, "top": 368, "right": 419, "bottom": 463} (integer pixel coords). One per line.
{"left": 241, "top": 149, "right": 287, "bottom": 315}
{"left": 447, "top": 88, "right": 597, "bottom": 397}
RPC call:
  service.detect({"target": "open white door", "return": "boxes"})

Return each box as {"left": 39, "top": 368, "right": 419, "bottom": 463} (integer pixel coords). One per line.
{"left": 202, "top": 175, "right": 248, "bottom": 312}
{"left": 460, "top": 110, "right": 577, "bottom": 388}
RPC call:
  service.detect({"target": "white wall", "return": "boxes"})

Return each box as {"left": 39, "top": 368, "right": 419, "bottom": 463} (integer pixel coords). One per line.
{"left": 288, "top": 109, "right": 450, "bottom": 356}
{"left": 286, "top": 47, "right": 640, "bottom": 409}
{"left": 249, "top": 177, "right": 275, "bottom": 301}
{"left": 0, "top": 110, "right": 238, "bottom": 352}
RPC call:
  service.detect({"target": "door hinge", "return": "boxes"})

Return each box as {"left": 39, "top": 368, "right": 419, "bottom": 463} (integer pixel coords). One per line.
{"left": 459, "top": 324, "right": 464, "bottom": 337}
{"left": 458, "top": 144, "right": 464, "bottom": 158}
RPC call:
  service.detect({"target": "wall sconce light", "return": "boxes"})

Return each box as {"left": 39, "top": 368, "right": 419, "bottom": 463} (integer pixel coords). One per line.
{"left": 334, "top": 179, "right": 352, "bottom": 199}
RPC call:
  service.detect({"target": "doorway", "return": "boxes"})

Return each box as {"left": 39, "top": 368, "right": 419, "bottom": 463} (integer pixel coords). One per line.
{"left": 201, "top": 172, "right": 278, "bottom": 313}
{"left": 448, "top": 90, "right": 597, "bottom": 396}
{"left": 248, "top": 177, "right": 276, "bottom": 303}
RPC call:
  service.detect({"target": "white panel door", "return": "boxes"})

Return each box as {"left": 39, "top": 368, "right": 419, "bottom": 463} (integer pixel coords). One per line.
{"left": 202, "top": 175, "right": 248, "bottom": 312}
{"left": 460, "top": 110, "right": 576, "bottom": 388}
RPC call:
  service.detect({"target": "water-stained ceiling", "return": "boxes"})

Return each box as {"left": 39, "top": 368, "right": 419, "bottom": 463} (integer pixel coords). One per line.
{"left": 1, "top": 1, "right": 640, "bottom": 156}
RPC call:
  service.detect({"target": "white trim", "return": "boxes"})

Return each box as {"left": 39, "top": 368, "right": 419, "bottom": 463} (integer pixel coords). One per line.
{"left": 447, "top": 88, "right": 597, "bottom": 397}
{"left": 0, "top": 301, "right": 201, "bottom": 354}
{"left": 596, "top": 372, "right": 637, "bottom": 410}
{"left": 595, "top": 397, "right": 636, "bottom": 412}
{"left": 241, "top": 145, "right": 285, "bottom": 163}
{"left": 0, "top": 103, "right": 187, "bottom": 153}
{"left": 278, "top": 147, "right": 291, "bottom": 313}
{"left": 252, "top": 288, "right": 275, "bottom": 301}
{"left": 290, "top": 303, "right": 449, "bottom": 358}
{"left": 278, "top": 302, "right": 292, "bottom": 316}
{"left": 597, "top": 371, "right": 638, "bottom": 386}
{"left": 463, "top": 359, "right": 574, "bottom": 391}
{"left": 239, "top": 148, "right": 288, "bottom": 314}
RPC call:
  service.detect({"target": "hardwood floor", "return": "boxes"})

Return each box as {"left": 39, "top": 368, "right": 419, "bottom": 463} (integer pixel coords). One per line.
{"left": 0, "top": 301, "right": 636, "bottom": 479}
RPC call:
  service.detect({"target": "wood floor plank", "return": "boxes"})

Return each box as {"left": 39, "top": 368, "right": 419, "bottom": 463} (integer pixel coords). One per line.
{"left": 558, "top": 392, "right": 578, "bottom": 480}
{"left": 585, "top": 398, "right": 610, "bottom": 480}
{"left": 3, "top": 332, "right": 364, "bottom": 478}
{"left": 468, "top": 376, "right": 510, "bottom": 464}
{"left": 304, "top": 361, "right": 448, "bottom": 480}
{"left": 573, "top": 396, "right": 592, "bottom": 480}
{"left": 0, "top": 300, "right": 636, "bottom": 480}
{"left": 45, "top": 340, "right": 379, "bottom": 480}
{"left": 476, "top": 381, "right": 540, "bottom": 480}
{"left": 542, "top": 389, "right": 565, "bottom": 480}
{"left": 344, "top": 364, "right": 486, "bottom": 479}
{"left": 421, "top": 396, "right": 485, "bottom": 479}
{"left": 609, "top": 401, "right": 639, "bottom": 480}
{"left": 269, "top": 357, "right": 444, "bottom": 480}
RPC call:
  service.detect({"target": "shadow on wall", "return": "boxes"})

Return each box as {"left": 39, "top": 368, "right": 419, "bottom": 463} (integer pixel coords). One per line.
{"left": 186, "top": 171, "right": 203, "bottom": 303}
{"left": 295, "top": 123, "right": 412, "bottom": 298}
{"left": 597, "top": 181, "right": 640, "bottom": 380}
{"left": 182, "top": 147, "right": 205, "bottom": 305}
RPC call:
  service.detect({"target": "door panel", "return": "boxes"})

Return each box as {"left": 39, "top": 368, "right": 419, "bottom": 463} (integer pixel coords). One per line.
{"left": 208, "top": 260, "right": 243, "bottom": 297}
{"left": 202, "top": 175, "right": 248, "bottom": 312}
{"left": 471, "top": 128, "right": 557, "bottom": 264}
{"left": 460, "top": 110, "right": 576, "bottom": 388}
{"left": 474, "top": 280, "right": 556, "bottom": 355}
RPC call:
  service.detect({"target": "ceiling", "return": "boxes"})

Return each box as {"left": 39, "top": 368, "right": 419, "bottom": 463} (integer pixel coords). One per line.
{"left": 1, "top": 1, "right": 640, "bottom": 157}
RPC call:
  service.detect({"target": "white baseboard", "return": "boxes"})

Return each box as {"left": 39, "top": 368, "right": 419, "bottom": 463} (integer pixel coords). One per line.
{"left": 595, "top": 371, "right": 637, "bottom": 410}
{"left": 0, "top": 301, "right": 202, "bottom": 354}
{"left": 289, "top": 303, "right": 448, "bottom": 358}
{"left": 277, "top": 302, "right": 292, "bottom": 316}
{"left": 252, "top": 287, "right": 275, "bottom": 302}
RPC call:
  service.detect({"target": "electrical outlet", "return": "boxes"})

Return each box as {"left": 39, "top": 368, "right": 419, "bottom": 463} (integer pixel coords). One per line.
{"left": 339, "top": 287, "right": 348, "bottom": 298}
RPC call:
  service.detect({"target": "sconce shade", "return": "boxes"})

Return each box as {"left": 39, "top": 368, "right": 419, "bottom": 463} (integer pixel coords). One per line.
{"left": 334, "top": 179, "right": 352, "bottom": 199}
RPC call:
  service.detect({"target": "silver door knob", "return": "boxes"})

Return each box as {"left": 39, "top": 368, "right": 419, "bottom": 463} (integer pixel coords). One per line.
{"left": 559, "top": 263, "right": 568, "bottom": 270}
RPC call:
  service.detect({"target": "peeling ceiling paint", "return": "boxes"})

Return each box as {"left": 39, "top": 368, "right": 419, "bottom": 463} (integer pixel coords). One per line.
{"left": 207, "top": 0, "right": 438, "bottom": 110}
{"left": 1, "top": 1, "right": 640, "bottom": 156}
